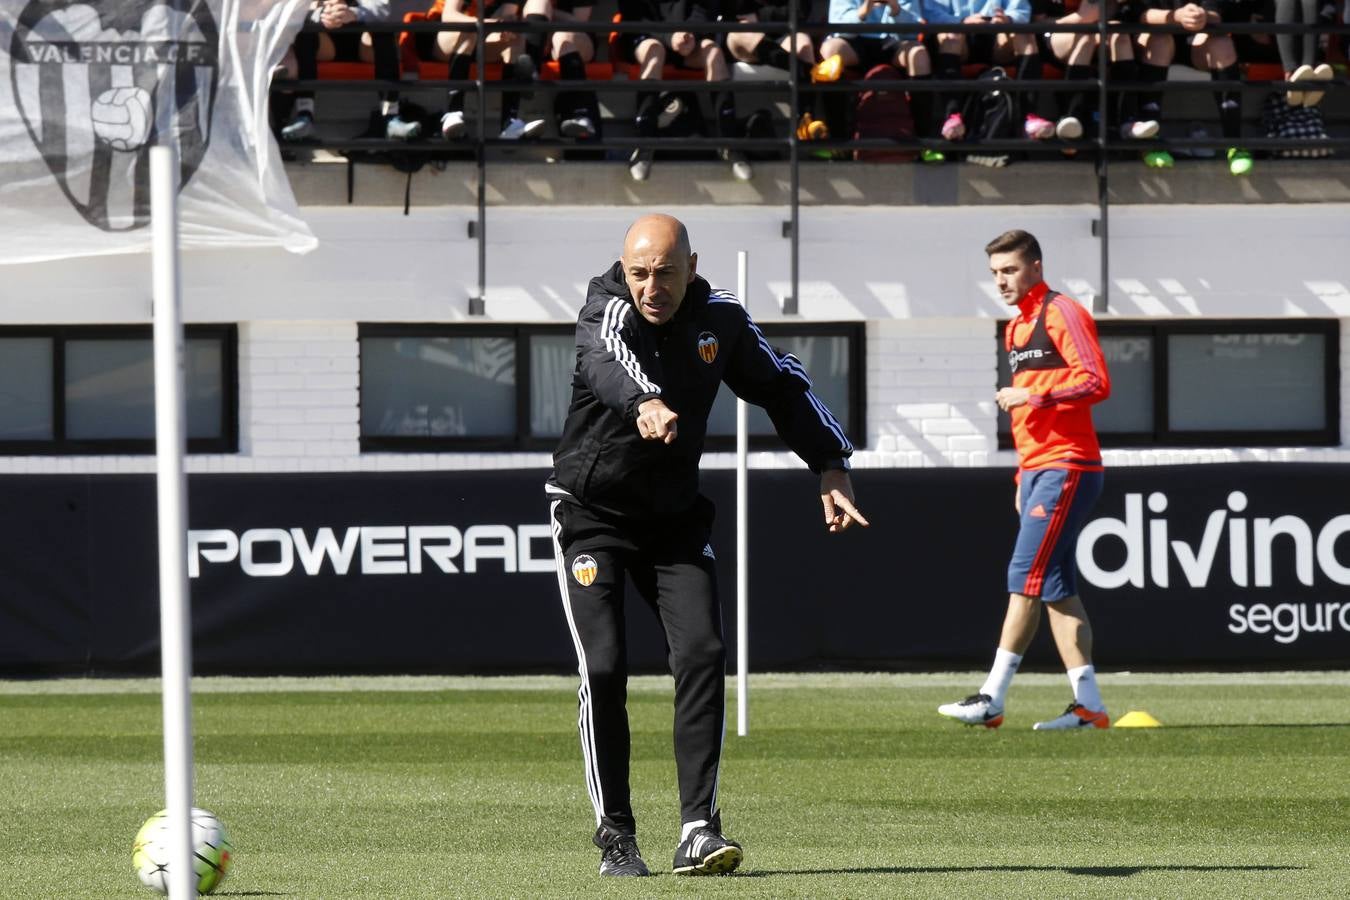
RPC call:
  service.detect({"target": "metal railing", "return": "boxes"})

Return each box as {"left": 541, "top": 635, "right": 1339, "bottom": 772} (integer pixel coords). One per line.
{"left": 271, "top": 11, "right": 1350, "bottom": 314}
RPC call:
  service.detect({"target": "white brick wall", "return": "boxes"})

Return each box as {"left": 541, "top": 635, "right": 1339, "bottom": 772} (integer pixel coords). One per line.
{"left": 239, "top": 322, "right": 360, "bottom": 461}
{"left": 0, "top": 315, "right": 1347, "bottom": 475}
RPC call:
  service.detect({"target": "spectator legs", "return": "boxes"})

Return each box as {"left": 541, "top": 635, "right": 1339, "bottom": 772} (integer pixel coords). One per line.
{"left": 1013, "top": 51, "right": 1041, "bottom": 127}
{"left": 555, "top": 51, "right": 598, "bottom": 131}
{"left": 936, "top": 52, "right": 963, "bottom": 119}
{"left": 1213, "top": 64, "right": 1243, "bottom": 139}
{"left": 292, "top": 28, "right": 319, "bottom": 117}
{"left": 1061, "top": 65, "right": 1095, "bottom": 134}
{"left": 370, "top": 32, "right": 401, "bottom": 117}
{"left": 1275, "top": 0, "right": 1319, "bottom": 71}
{"left": 446, "top": 53, "right": 472, "bottom": 114}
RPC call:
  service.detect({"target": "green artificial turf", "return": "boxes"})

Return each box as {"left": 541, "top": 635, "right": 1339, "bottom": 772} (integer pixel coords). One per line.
{"left": 0, "top": 672, "right": 1346, "bottom": 899}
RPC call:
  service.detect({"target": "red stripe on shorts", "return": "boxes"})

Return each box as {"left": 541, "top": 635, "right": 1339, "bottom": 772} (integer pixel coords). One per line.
{"left": 1023, "top": 469, "right": 1081, "bottom": 597}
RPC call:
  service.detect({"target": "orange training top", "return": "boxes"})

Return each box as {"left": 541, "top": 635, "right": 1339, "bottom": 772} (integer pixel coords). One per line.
{"left": 1004, "top": 281, "right": 1110, "bottom": 474}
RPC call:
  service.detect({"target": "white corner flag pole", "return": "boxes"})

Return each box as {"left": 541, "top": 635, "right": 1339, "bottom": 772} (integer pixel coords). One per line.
{"left": 151, "top": 146, "right": 196, "bottom": 900}
{"left": 735, "top": 250, "right": 749, "bottom": 737}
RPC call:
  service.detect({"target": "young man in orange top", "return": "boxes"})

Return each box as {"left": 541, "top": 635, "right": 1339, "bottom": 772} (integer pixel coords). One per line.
{"left": 940, "top": 229, "right": 1113, "bottom": 731}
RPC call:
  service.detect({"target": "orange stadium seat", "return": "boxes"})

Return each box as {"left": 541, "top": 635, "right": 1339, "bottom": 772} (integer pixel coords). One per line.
{"left": 1242, "top": 62, "right": 1284, "bottom": 81}
{"left": 316, "top": 61, "right": 376, "bottom": 80}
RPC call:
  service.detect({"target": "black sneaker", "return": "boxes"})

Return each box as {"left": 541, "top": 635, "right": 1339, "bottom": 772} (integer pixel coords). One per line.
{"left": 672, "top": 825, "right": 743, "bottom": 876}
{"left": 594, "top": 826, "right": 650, "bottom": 877}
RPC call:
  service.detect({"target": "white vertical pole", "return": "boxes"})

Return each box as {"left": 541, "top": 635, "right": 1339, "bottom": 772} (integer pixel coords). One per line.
{"left": 735, "top": 251, "right": 749, "bottom": 737}
{"left": 151, "top": 146, "right": 195, "bottom": 900}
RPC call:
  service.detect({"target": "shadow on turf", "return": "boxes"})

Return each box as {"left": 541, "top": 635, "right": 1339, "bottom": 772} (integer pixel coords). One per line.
{"left": 742, "top": 864, "right": 1303, "bottom": 878}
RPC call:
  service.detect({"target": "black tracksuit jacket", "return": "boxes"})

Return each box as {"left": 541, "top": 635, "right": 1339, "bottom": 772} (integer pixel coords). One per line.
{"left": 547, "top": 261, "right": 853, "bottom": 521}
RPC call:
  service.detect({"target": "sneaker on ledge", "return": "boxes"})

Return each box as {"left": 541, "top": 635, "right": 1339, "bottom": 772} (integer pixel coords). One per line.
{"left": 656, "top": 94, "right": 684, "bottom": 129}
{"left": 560, "top": 115, "right": 597, "bottom": 139}
{"left": 796, "top": 112, "right": 828, "bottom": 141}
{"left": 1142, "top": 149, "right": 1174, "bottom": 169}
{"left": 1054, "top": 115, "right": 1083, "bottom": 140}
{"left": 1024, "top": 113, "right": 1055, "bottom": 140}
{"left": 1302, "top": 62, "right": 1334, "bottom": 107}
{"left": 384, "top": 115, "right": 422, "bottom": 141}
{"left": 628, "top": 148, "right": 653, "bottom": 182}
{"left": 941, "top": 112, "right": 966, "bottom": 142}
{"left": 811, "top": 54, "right": 843, "bottom": 83}
{"left": 721, "top": 148, "right": 753, "bottom": 182}
{"left": 280, "top": 111, "right": 317, "bottom": 142}
{"left": 1120, "top": 118, "right": 1160, "bottom": 140}
{"left": 440, "top": 109, "right": 466, "bottom": 139}
{"left": 499, "top": 117, "right": 546, "bottom": 140}
{"left": 1227, "top": 147, "right": 1254, "bottom": 176}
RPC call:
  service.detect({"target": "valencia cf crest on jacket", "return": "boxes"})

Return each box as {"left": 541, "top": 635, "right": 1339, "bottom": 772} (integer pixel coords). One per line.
{"left": 696, "top": 331, "right": 718, "bottom": 364}
{"left": 571, "top": 554, "right": 598, "bottom": 586}
{"left": 10, "top": 0, "right": 220, "bottom": 232}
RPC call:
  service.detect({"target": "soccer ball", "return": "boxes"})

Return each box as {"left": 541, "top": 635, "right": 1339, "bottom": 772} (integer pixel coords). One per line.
{"left": 132, "top": 807, "right": 233, "bottom": 895}
{"left": 90, "top": 86, "right": 154, "bottom": 152}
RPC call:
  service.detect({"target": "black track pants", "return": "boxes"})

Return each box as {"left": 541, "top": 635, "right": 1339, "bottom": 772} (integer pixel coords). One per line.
{"left": 549, "top": 496, "right": 726, "bottom": 834}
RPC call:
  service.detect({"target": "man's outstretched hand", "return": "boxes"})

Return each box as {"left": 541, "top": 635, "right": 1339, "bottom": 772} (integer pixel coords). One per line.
{"left": 636, "top": 398, "right": 679, "bottom": 444}
{"left": 820, "top": 469, "right": 869, "bottom": 533}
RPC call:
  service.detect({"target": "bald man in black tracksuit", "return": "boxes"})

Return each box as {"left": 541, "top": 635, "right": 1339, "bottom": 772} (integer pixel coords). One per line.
{"left": 546, "top": 214, "right": 868, "bottom": 878}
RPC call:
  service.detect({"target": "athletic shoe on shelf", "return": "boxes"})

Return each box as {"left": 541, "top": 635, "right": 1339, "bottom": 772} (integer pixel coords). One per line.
{"left": 1142, "top": 149, "right": 1174, "bottom": 169}
{"left": 280, "top": 111, "right": 317, "bottom": 142}
{"left": 1185, "top": 123, "right": 1216, "bottom": 158}
{"left": 811, "top": 54, "right": 843, "bottom": 83}
{"left": 440, "top": 109, "right": 467, "bottom": 139}
{"left": 499, "top": 117, "right": 546, "bottom": 140}
{"left": 968, "top": 152, "right": 1010, "bottom": 168}
{"left": 1033, "top": 701, "right": 1110, "bottom": 730}
{"left": 656, "top": 94, "right": 684, "bottom": 129}
{"left": 937, "top": 693, "right": 1004, "bottom": 728}
{"left": 722, "top": 148, "right": 753, "bottom": 182}
{"left": 628, "top": 148, "right": 653, "bottom": 182}
{"left": 920, "top": 148, "right": 946, "bottom": 164}
{"left": 672, "top": 825, "right": 743, "bottom": 876}
{"left": 941, "top": 112, "right": 966, "bottom": 141}
{"left": 1287, "top": 63, "right": 1313, "bottom": 106}
{"left": 1024, "top": 113, "right": 1055, "bottom": 140}
{"left": 1120, "top": 118, "right": 1160, "bottom": 140}
{"left": 796, "top": 112, "right": 828, "bottom": 141}
{"left": 560, "top": 115, "right": 597, "bottom": 139}
{"left": 384, "top": 115, "right": 422, "bottom": 141}
{"left": 1055, "top": 115, "right": 1083, "bottom": 140}
{"left": 1227, "top": 147, "right": 1254, "bottom": 176}
{"left": 594, "top": 826, "right": 650, "bottom": 877}
{"left": 1303, "top": 63, "right": 1334, "bottom": 107}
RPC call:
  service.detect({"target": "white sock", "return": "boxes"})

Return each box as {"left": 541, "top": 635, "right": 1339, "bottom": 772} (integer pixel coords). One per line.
{"left": 680, "top": 819, "right": 708, "bottom": 842}
{"left": 1068, "top": 664, "right": 1104, "bottom": 712}
{"left": 978, "top": 648, "right": 1022, "bottom": 707}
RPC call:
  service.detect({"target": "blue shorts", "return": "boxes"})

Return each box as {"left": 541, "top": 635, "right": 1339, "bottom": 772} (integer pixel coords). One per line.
{"left": 1007, "top": 468, "right": 1104, "bottom": 602}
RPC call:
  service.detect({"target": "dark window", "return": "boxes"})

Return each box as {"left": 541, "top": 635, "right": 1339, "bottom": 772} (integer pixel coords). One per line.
{"left": 706, "top": 324, "right": 863, "bottom": 451}
{"left": 359, "top": 322, "right": 865, "bottom": 453}
{"left": 359, "top": 324, "right": 572, "bottom": 452}
{"left": 997, "top": 319, "right": 1339, "bottom": 448}
{"left": 0, "top": 326, "right": 237, "bottom": 455}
